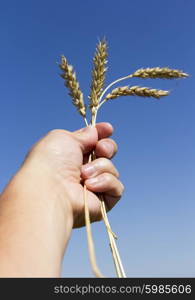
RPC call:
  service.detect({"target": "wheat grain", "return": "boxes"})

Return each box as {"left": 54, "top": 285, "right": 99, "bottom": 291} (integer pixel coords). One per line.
{"left": 132, "top": 67, "right": 188, "bottom": 79}
{"left": 59, "top": 56, "right": 86, "bottom": 117}
{"left": 105, "top": 85, "right": 169, "bottom": 100}
{"left": 89, "top": 39, "right": 108, "bottom": 114}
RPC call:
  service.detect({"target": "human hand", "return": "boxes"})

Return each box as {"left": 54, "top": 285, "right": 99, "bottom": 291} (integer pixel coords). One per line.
{"left": 0, "top": 122, "right": 124, "bottom": 276}
{"left": 24, "top": 122, "right": 124, "bottom": 228}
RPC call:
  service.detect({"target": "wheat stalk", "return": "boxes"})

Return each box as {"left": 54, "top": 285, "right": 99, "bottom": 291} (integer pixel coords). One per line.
{"left": 59, "top": 56, "right": 102, "bottom": 276}
{"left": 89, "top": 39, "right": 108, "bottom": 115}
{"left": 83, "top": 184, "right": 103, "bottom": 277}
{"left": 89, "top": 133, "right": 126, "bottom": 278}
{"left": 59, "top": 56, "right": 86, "bottom": 117}
{"left": 88, "top": 40, "right": 124, "bottom": 277}
{"left": 105, "top": 85, "right": 169, "bottom": 100}
{"left": 132, "top": 67, "right": 189, "bottom": 79}
{"left": 59, "top": 38, "right": 188, "bottom": 278}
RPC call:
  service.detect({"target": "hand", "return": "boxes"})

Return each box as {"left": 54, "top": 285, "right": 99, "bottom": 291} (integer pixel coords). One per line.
{"left": 25, "top": 122, "right": 124, "bottom": 228}
{"left": 0, "top": 122, "right": 124, "bottom": 276}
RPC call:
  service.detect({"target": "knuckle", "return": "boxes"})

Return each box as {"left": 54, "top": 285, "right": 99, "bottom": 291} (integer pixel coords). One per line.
{"left": 96, "top": 158, "right": 119, "bottom": 177}
{"left": 48, "top": 129, "right": 67, "bottom": 136}
{"left": 102, "top": 173, "right": 112, "bottom": 183}
{"left": 96, "top": 157, "right": 108, "bottom": 167}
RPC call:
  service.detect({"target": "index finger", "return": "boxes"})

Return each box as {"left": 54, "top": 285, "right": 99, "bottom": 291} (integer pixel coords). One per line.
{"left": 95, "top": 122, "right": 113, "bottom": 140}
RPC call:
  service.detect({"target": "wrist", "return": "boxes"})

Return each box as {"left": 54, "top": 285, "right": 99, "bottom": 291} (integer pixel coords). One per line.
{"left": 0, "top": 162, "right": 73, "bottom": 277}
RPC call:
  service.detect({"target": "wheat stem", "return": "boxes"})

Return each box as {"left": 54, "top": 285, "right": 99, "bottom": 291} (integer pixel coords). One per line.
{"left": 98, "top": 74, "right": 133, "bottom": 105}
{"left": 91, "top": 75, "right": 133, "bottom": 124}
{"left": 99, "top": 193, "right": 122, "bottom": 277}
{"left": 100, "top": 196, "right": 126, "bottom": 277}
{"left": 84, "top": 117, "right": 89, "bottom": 126}
{"left": 84, "top": 184, "right": 103, "bottom": 277}
{"left": 92, "top": 109, "right": 126, "bottom": 278}
{"left": 89, "top": 70, "right": 128, "bottom": 277}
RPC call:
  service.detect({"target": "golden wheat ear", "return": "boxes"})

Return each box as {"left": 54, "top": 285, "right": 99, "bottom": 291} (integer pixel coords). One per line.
{"left": 59, "top": 55, "right": 86, "bottom": 117}
{"left": 89, "top": 39, "right": 108, "bottom": 115}
{"left": 132, "top": 67, "right": 189, "bottom": 79}
{"left": 105, "top": 85, "right": 169, "bottom": 100}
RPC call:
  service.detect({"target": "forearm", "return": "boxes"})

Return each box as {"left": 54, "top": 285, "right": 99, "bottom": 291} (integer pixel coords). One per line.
{"left": 0, "top": 163, "right": 73, "bottom": 277}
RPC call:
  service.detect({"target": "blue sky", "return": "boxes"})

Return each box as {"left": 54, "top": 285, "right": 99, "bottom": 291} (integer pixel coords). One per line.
{"left": 0, "top": 0, "right": 194, "bottom": 277}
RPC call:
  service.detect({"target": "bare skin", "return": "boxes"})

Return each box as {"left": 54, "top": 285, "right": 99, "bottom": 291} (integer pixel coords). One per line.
{"left": 0, "top": 122, "right": 124, "bottom": 277}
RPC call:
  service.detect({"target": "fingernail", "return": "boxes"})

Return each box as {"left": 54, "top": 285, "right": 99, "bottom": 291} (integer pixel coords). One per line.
{"left": 82, "top": 164, "right": 96, "bottom": 177}
{"left": 86, "top": 177, "right": 99, "bottom": 185}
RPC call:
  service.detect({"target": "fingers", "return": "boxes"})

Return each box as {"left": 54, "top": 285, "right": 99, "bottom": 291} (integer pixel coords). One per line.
{"left": 81, "top": 158, "right": 124, "bottom": 211}
{"left": 95, "top": 123, "right": 113, "bottom": 139}
{"left": 81, "top": 158, "right": 119, "bottom": 179}
{"left": 95, "top": 138, "right": 117, "bottom": 159}
{"left": 73, "top": 122, "right": 114, "bottom": 154}
{"left": 84, "top": 173, "right": 124, "bottom": 210}
{"left": 73, "top": 126, "right": 98, "bottom": 154}
{"left": 84, "top": 173, "right": 124, "bottom": 197}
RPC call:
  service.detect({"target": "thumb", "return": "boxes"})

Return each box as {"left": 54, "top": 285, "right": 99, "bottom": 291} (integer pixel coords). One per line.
{"left": 73, "top": 125, "right": 98, "bottom": 154}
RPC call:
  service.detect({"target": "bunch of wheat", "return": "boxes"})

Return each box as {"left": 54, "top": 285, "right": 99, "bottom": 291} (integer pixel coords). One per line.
{"left": 59, "top": 39, "right": 188, "bottom": 277}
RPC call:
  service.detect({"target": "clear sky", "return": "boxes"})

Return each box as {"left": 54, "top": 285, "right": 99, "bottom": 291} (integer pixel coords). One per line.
{"left": 0, "top": 0, "right": 194, "bottom": 277}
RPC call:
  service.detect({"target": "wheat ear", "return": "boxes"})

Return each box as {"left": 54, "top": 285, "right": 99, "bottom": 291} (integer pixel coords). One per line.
{"left": 105, "top": 86, "right": 169, "bottom": 100}
{"left": 89, "top": 39, "right": 108, "bottom": 115}
{"left": 59, "top": 56, "right": 86, "bottom": 117}
{"left": 132, "top": 67, "right": 189, "bottom": 79}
